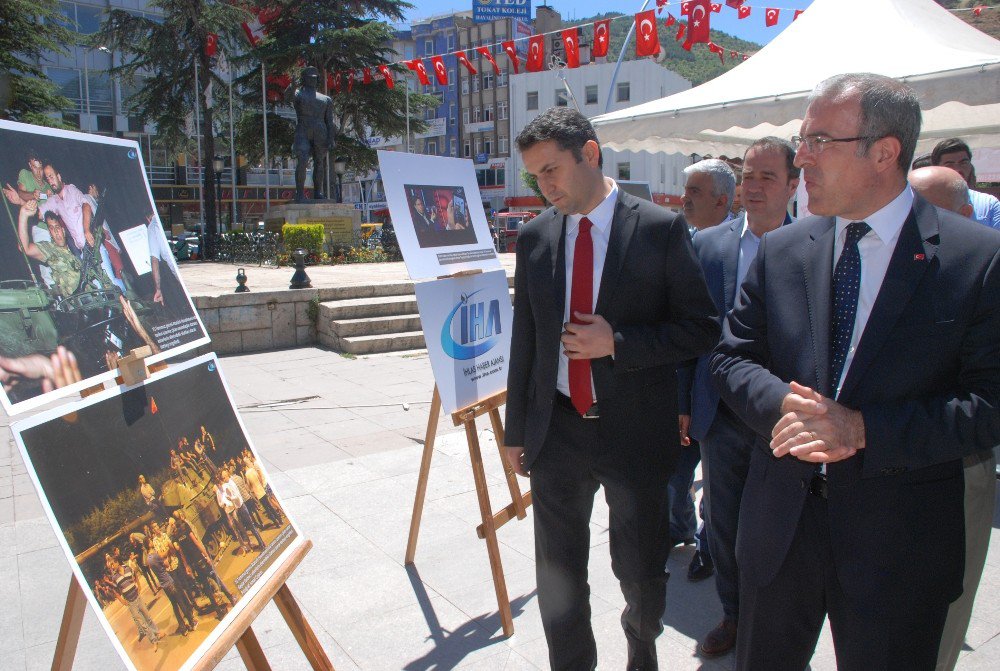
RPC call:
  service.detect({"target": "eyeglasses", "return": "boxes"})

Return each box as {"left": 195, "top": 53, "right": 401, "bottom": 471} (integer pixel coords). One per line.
{"left": 791, "top": 135, "right": 882, "bottom": 153}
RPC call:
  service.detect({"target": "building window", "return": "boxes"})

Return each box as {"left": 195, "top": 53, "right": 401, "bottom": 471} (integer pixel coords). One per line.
{"left": 449, "top": 103, "right": 456, "bottom": 123}
{"left": 473, "top": 106, "right": 481, "bottom": 122}
{"left": 555, "top": 89, "right": 568, "bottom": 107}
{"left": 450, "top": 139, "right": 457, "bottom": 156}
{"left": 497, "top": 100, "right": 508, "bottom": 120}
{"left": 499, "top": 135, "right": 508, "bottom": 154}
{"left": 463, "top": 108, "right": 469, "bottom": 124}
{"left": 424, "top": 108, "right": 435, "bottom": 121}
{"left": 585, "top": 85, "right": 598, "bottom": 105}
{"left": 484, "top": 138, "right": 492, "bottom": 155}
{"left": 464, "top": 140, "right": 471, "bottom": 157}
{"left": 617, "top": 162, "right": 631, "bottom": 180}
{"left": 527, "top": 91, "right": 538, "bottom": 110}
{"left": 475, "top": 138, "right": 482, "bottom": 154}
{"left": 498, "top": 70, "right": 508, "bottom": 87}
{"left": 426, "top": 140, "right": 438, "bottom": 155}
{"left": 448, "top": 34, "right": 456, "bottom": 50}
{"left": 448, "top": 69, "right": 455, "bottom": 90}
{"left": 616, "top": 81, "right": 631, "bottom": 102}
{"left": 462, "top": 76, "right": 469, "bottom": 94}
{"left": 484, "top": 105, "right": 493, "bottom": 122}
{"left": 424, "top": 39, "right": 433, "bottom": 55}
{"left": 483, "top": 72, "right": 493, "bottom": 90}
{"left": 472, "top": 77, "right": 480, "bottom": 92}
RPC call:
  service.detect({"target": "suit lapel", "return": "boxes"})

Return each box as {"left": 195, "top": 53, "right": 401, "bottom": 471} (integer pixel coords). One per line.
{"left": 544, "top": 211, "right": 568, "bottom": 320}
{"left": 721, "top": 216, "right": 743, "bottom": 311}
{"left": 803, "top": 217, "right": 837, "bottom": 396}
{"left": 595, "top": 195, "right": 638, "bottom": 315}
{"left": 838, "top": 199, "right": 939, "bottom": 401}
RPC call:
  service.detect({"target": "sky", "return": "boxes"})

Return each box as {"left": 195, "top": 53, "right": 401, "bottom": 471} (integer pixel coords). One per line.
{"left": 402, "top": 0, "right": 816, "bottom": 47}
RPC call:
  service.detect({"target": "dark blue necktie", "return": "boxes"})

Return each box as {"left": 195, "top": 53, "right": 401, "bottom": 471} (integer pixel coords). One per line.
{"left": 829, "top": 221, "right": 871, "bottom": 394}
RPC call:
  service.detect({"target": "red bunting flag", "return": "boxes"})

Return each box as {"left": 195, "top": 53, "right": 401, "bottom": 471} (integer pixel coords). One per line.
{"left": 363, "top": 67, "right": 371, "bottom": 85}
{"left": 676, "top": 23, "right": 686, "bottom": 41}
{"left": 205, "top": 33, "right": 218, "bottom": 57}
{"left": 665, "top": 13, "right": 677, "bottom": 27}
{"left": 476, "top": 46, "right": 500, "bottom": 74}
{"left": 742, "top": 54, "right": 749, "bottom": 60}
{"left": 593, "top": 19, "right": 611, "bottom": 57}
{"left": 765, "top": 8, "right": 780, "bottom": 26}
{"left": 526, "top": 35, "right": 545, "bottom": 72}
{"left": 405, "top": 59, "right": 430, "bottom": 85}
{"left": 686, "top": 0, "right": 712, "bottom": 46}
{"left": 347, "top": 70, "right": 354, "bottom": 92}
{"left": 725, "top": 0, "right": 744, "bottom": 7}
{"left": 377, "top": 65, "right": 394, "bottom": 89}
{"left": 430, "top": 55, "right": 448, "bottom": 85}
{"left": 974, "top": 5, "right": 984, "bottom": 16}
{"left": 265, "top": 73, "right": 290, "bottom": 102}
{"left": 656, "top": 0, "right": 668, "bottom": 13}
{"left": 738, "top": 5, "right": 751, "bottom": 19}
{"left": 635, "top": 9, "right": 661, "bottom": 57}
{"left": 561, "top": 27, "right": 580, "bottom": 68}
{"left": 730, "top": 49, "right": 738, "bottom": 59}
{"left": 711, "top": 3, "right": 722, "bottom": 12}
{"left": 794, "top": 9, "right": 804, "bottom": 20}
{"left": 456, "top": 50, "right": 477, "bottom": 75}
{"left": 680, "top": 1, "right": 692, "bottom": 16}
{"left": 708, "top": 42, "right": 724, "bottom": 64}
{"left": 502, "top": 41, "right": 520, "bottom": 74}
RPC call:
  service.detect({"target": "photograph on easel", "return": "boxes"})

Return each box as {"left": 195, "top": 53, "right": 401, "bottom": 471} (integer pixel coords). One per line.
{"left": 11, "top": 354, "right": 302, "bottom": 671}
{"left": 0, "top": 120, "right": 209, "bottom": 416}
{"left": 404, "top": 184, "right": 477, "bottom": 248}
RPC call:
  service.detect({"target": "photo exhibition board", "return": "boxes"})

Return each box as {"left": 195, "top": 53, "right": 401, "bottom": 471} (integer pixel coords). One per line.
{"left": 0, "top": 120, "right": 210, "bottom": 415}
{"left": 11, "top": 353, "right": 303, "bottom": 671}
{"left": 414, "top": 270, "right": 513, "bottom": 414}
{"left": 378, "top": 150, "right": 501, "bottom": 280}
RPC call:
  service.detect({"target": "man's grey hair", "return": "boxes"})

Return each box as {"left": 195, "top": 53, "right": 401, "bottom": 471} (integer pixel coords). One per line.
{"left": 808, "top": 73, "right": 921, "bottom": 172}
{"left": 683, "top": 159, "right": 737, "bottom": 211}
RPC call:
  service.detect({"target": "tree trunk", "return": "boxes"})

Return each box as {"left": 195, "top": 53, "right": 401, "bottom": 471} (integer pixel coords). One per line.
{"left": 200, "top": 49, "right": 218, "bottom": 259}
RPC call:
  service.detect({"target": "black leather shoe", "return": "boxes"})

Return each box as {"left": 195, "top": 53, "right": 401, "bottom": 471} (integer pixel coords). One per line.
{"left": 687, "top": 550, "right": 715, "bottom": 582}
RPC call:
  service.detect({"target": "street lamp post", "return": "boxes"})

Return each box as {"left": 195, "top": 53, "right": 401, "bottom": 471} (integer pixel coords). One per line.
{"left": 213, "top": 155, "right": 225, "bottom": 232}
{"left": 334, "top": 158, "right": 347, "bottom": 204}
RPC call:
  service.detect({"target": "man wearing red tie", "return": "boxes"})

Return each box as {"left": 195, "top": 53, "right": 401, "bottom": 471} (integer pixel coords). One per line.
{"left": 505, "top": 107, "right": 719, "bottom": 671}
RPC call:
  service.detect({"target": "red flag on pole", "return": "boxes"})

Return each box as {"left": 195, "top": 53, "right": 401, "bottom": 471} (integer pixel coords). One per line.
{"left": 665, "top": 13, "right": 677, "bottom": 27}
{"left": 738, "top": 5, "right": 751, "bottom": 19}
{"left": 675, "top": 23, "right": 686, "bottom": 42}
{"left": 561, "top": 28, "right": 580, "bottom": 68}
{"left": 430, "top": 56, "right": 448, "bottom": 85}
{"left": 377, "top": 65, "right": 394, "bottom": 89}
{"left": 635, "top": 10, "right": 661, "bottom": 57}
{"left": 680, "top": 1, "right": 692, "bottom": 16}
{"left": 502, "top": 41, "right": 520, "bottom": 74}
{"left": 686, "top": 0, "right": 712, "bottom": 47}
{"left": 765, "top": 8, "right": 780, "bottom": 26}
{"left": 526, "top": 35, "right": 545, "bottom": 72}
{"left": 476, "top": 46, "right": 500, "bottom": 75}
{"left": 708, "top": 42, "right": 724, "bottom": 64}
{"left": 456, "top": 50, "right": 478, "bottom": 75}
{"left": 725, "top": 0, "right": 744, "bottom": 8}
{"left": 730, "top": 49, "right": 738, "bottom": 59}
{"left": 710, "top": 3, "right": 722, "bottom": 12}
{"left": 593, "top": 19, "right": 611, "bottom": 57}
{"left": 405, "top": 59, "right": 430, "bottom": 85}
{"left": 205, "top": 33, "right": 218, "bottom": 57}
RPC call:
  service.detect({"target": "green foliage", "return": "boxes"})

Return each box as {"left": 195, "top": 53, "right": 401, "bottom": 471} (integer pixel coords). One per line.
{"left": 235, "top": 108, "right": 296, "bottom": 165}
{"left": 0, "top": 0, "right": 76, "bottom": 125}
{"left": 282, "top": 223, "right": 325, "bottom": 253}
{"left": 64, "top": 472, "right": 169, "bottom": 555}
{"left": 520, "top": 168, "right": 548, "bottom": 206}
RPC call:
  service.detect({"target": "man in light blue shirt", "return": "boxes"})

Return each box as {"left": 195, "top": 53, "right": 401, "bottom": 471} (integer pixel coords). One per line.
{"left": 931, "top": 138, "right": 1000, "bottom": 230}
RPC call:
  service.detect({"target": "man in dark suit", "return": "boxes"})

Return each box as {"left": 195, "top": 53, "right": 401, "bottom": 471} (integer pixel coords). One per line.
{"left": 504, "top": 107, "right": 719, "bottom": 670}
{"left": 710, "top": 73, "right": 1000, "bottom": 670}
{"left": 678, "top": 137, "right": 798, "bottom": 658}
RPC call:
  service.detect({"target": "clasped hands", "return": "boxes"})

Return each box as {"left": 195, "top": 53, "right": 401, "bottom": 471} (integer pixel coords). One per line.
{"left": 562, "top": 311, "right": 614, "bottom": 359}
{"left": 770, "top": 381, "right": 865, "bottom": 463}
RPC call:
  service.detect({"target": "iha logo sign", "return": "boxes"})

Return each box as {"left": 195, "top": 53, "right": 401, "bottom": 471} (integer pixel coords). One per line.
{"left": 440, "top": 289, "right": 503, "bottom": 360}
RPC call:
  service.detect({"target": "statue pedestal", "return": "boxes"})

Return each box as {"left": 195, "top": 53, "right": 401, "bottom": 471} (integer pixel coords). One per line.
{"left": 265, "top": 202, "right": 361, "bottom": 245}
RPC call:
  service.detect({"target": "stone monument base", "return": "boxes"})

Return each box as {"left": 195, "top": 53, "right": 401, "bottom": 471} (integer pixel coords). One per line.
{"left": 265, "top": 202, "right": 361, "bottom": 245}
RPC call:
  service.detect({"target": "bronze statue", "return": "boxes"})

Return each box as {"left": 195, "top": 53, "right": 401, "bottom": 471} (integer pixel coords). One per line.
{"left": 292, "top": 67, "right": 336, "bottom": 202}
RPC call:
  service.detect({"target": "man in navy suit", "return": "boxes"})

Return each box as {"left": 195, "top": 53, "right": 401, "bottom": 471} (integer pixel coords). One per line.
{"left": 505, "top": 107, "right": 719, "bottom": 670}
{"left": 711, "top": 73, "right": 1000, "bottom": 669}
{"left": 678, "top": 137, "right": 799, "bottom": 658}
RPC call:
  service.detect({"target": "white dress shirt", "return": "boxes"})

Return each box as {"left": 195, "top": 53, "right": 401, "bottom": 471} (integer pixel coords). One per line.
{"left": 556, "top": 179, "right": 618, "bottom": 397}
{"left": 832, "top": 185, "right": 914, "bottom": 398}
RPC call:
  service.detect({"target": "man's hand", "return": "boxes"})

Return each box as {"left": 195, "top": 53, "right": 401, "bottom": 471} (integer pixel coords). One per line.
{"left": 505, "top": 446, "right": 529, "bottom": 477}
{"left": 46, "top": 346, "right": 82, "bottom": 392}
{"left": 2, "top": 183, "right": 23, "bottom": 205}
{"left": 770, "top": 381, "right": 866, "bottom": 463}
{"left": 678, "top": 414, "right": 692, "bottom": 446}
{"left": 562, "top": 312, "right": 615, "bottom": 360}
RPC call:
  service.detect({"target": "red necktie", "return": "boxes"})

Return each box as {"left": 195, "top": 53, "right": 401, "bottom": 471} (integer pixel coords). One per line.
{"left": 569, "top": 217, "right": 594, "bottom": 415}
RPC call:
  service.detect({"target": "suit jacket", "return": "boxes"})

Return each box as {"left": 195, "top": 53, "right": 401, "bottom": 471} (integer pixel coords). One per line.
{"left": 504, "top": 189, "right": 720, "bottom": 483}
{"left": 679, "top": 214, "right": 792, "bottom": 441}
{"left": 710, "top": 194, "right": 1000, "bottom": 613}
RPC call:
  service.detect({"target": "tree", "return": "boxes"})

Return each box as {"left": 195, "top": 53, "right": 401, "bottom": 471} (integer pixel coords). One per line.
{"left": 95, "top": 0, "right": 248, "bottom": 256}
{"left": 0, "top": 0, "right": 77, "bottom": 126}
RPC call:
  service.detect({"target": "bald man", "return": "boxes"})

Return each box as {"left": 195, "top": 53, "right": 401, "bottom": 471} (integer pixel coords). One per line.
{"left": 910, "top": 164, "right": 997, "bottom": 671}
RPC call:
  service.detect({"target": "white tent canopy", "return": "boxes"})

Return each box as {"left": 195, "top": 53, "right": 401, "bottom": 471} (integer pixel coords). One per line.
{"left": 591, "top": 0, "right": 1000, "bottom": 158}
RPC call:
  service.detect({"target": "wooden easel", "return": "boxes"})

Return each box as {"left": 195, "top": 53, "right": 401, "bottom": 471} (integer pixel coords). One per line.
{"left": 50, "top": 348, "right": 334, "bottom": 671}
{"left": 405, "top": 385, "right": 532, "bottom": 637}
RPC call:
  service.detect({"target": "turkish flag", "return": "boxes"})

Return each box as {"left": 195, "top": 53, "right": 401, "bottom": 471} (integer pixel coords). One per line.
{"left": 680, "top": 1, "right": 692, "bottom": 16}
{"left": 526, "top": 35, "right": 545, "bottom": 72}
{"left": 794, "top": 9, "right": 804, "bottom": 20}
{"left": 502, "top": 41, "right": 520, "bottom": 74}
{"left": 347, "top": 70, "right": 354, "bottom": 92}
{"left": 456, "top": 50, "right": 477, "bottom": 75}
{"left": 363, "top": 67, "right": 371, "bottom": 85}
{"left": 477, "top": 46, "right": 500, "bottom": 74}
{"left": 974, "top": 5, "right": 984, "bottom": 17}
{"left": 686, "top": 0, "right": 711, "bottom": 46}
{"left": 708, "top": 42, "right": 724, "bottom": 64}
{"left": 635, "top": 10, "right": 660, "bottom": 57}
{"left": 765, "top": 8, "right": 780, "bottom": 26}
{"left": 656, "top": 0, "right": 668, "bottom": 10}
{"left": 665, "top": 13, "right": 676, "bottom": 27}
{"left": 742, "top": 54, "right": 749, "bottom": 61}
{"left": 377, "top": 64, "right": 394, "bottom": 89}
{"left": 738, "top": 5, "right": 751, "bottom": 19}
{"left": 710, "top": 3, "right": 722, "bottom": 12}
{"left": 725, "top": 0, "right": 744, "bottom": 7}
{"left": 593, "top": 19, "right": 611, "bottom": 57}
{"left": 430, "top": 56, "right": 448, "bottom": 85}
{"left": 405, "top": 59, "right": 430, "bottom": 85}
{"left": 729, "top": 49, "right": 738, "bottom": 59}
{"left": 675, "top": 23, "right": 686, "bottom": 41}
{"left": 205, "top": 33, "right": 218, "bottom": 57}
{"left": 561, "top": 28, "right": 580, "bottom": 68}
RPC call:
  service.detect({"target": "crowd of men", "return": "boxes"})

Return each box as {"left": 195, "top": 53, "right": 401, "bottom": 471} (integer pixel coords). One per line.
{"left": 504, "top": 72, "right": 999, "bottom": 671}
{"left": 92, "top": 426, "right": 285, "bottom": 654}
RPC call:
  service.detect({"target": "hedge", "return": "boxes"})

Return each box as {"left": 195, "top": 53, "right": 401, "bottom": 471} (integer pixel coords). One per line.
{"left": 281, "top": 223, "right": 325, "bottom": 254}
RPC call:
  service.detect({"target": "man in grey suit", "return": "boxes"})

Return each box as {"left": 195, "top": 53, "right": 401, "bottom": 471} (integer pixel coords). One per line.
{"left": 504, "top": 107, "right": 719, "bottom": 671}
{"left": 678, "top": 137, "right": 799, "bottom": 658}
{"left": 711, "top": 73, "right": 1000, "bottom": 669}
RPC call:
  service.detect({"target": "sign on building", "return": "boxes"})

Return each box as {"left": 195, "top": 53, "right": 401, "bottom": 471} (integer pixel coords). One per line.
{"left": 473, "top": 0, "right": 531, "bottom": 23}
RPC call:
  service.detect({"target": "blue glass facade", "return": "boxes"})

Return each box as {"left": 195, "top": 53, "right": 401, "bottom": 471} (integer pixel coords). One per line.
{"left": 411, "top": 16, "right": 460, "bottom": 157}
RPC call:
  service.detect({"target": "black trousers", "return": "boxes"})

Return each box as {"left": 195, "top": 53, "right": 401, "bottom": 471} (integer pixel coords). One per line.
{"left": 530, "top": 402, "right": 672, "bottom": 671}
{"left": 736, "top": 492, "right": 950, "bottom": 671}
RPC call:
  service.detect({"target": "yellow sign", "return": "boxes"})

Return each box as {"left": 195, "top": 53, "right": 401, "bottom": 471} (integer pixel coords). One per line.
{"left": 301, "top": 217, "right": 354, "bottom": 244}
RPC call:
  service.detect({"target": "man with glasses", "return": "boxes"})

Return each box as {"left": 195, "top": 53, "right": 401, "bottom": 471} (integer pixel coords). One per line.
{"left": 930, "top": 137, "right": 1000, "bottom": 231}
{"left": 711, "top": 73, "right": 1000, "bottom": 669}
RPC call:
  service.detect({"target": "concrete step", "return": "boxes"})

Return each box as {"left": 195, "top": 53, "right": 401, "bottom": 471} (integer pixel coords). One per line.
{"left": 326, "top": 314, "right": 423, "bottom": 337}
{"left": 320, "top": 294, "right": 419, "bottom": 320}
{"left": 318, "top": 329, "right": 427, "bottom": 355}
